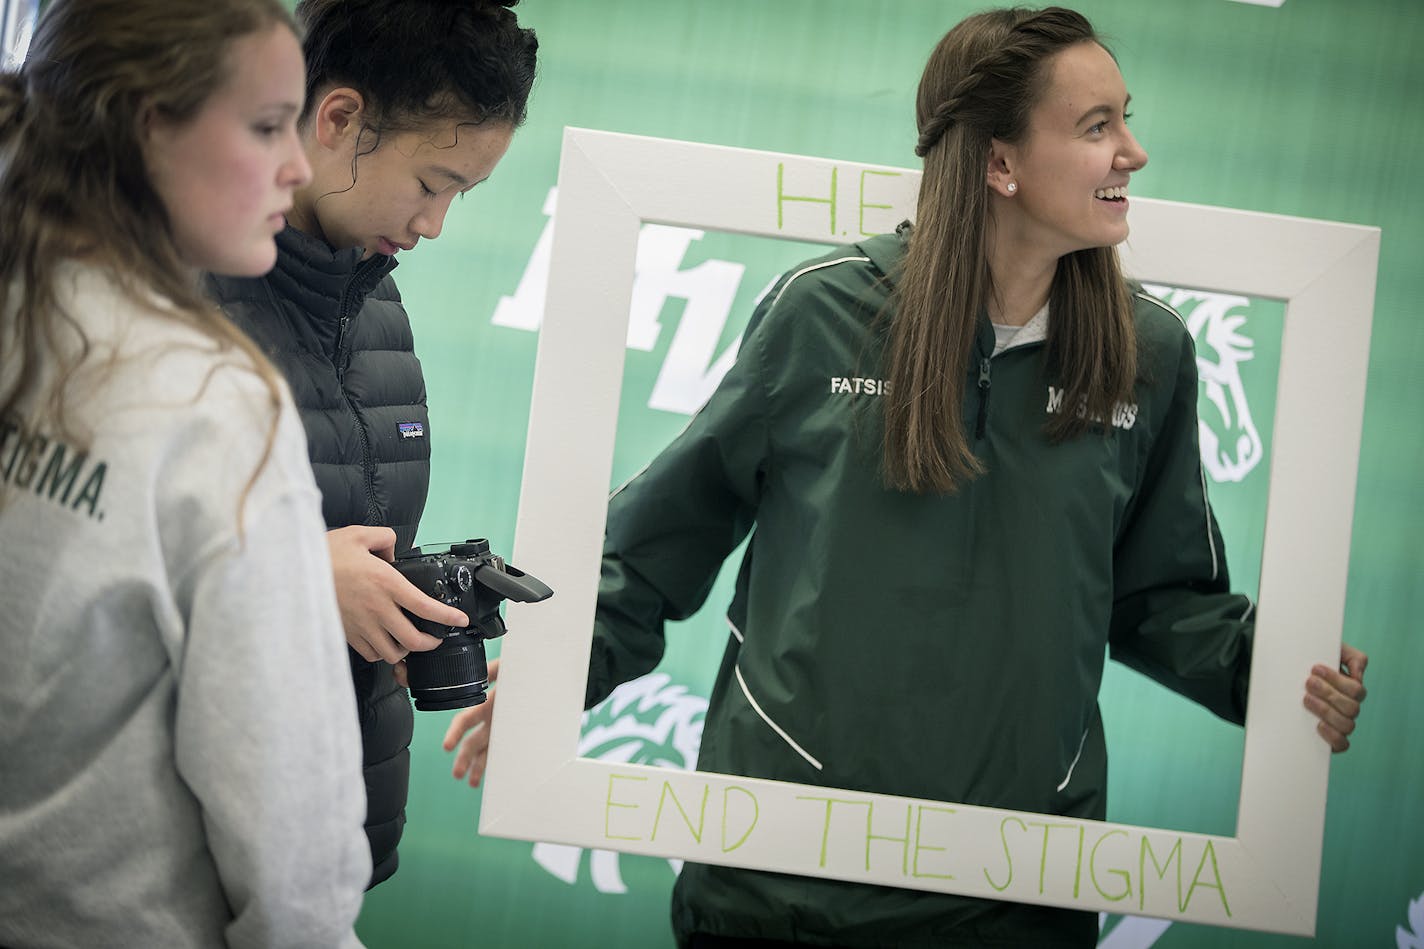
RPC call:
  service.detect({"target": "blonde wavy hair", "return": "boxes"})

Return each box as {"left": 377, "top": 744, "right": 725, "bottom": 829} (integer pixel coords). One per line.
{"left": 0, "top": 0, "right": 298, "bottom": 516}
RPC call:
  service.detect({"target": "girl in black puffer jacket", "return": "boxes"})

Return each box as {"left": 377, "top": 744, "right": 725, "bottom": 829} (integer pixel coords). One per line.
{"left": 209, "top": 0, "right": 538, "bottom": 889}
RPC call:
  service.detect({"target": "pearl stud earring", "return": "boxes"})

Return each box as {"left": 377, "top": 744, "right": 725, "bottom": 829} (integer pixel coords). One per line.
{"left": 1007, "top": 182, "right": 1017, "bottom": 193}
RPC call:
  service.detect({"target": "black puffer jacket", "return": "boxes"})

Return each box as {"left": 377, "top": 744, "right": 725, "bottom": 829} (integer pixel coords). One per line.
{"left": 208, "top": 225, "right": 431, "bottom": 889}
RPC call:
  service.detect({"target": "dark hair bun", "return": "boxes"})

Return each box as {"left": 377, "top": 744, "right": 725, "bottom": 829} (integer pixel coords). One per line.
{"left": 297, "top": 0, "right": 537, "bottom": 129}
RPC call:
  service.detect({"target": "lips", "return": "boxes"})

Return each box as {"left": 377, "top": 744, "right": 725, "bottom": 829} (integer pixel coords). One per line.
{"left": 378, "top": 237, "right": 419, "bottom": 255}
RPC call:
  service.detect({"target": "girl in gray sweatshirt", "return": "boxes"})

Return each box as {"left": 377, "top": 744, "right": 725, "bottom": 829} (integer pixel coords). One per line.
{"left": 0, "top": 1, "right": 369, "bottom": 946}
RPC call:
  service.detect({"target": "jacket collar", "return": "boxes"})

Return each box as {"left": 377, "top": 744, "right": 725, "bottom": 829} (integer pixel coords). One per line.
{"left": 860, "top": 221, "right": 1000, "bottom": 358}
{"left": 268, "top": 225, "right": 399, "bottom": 322}
{"left": 859, "top": 220, "right": 911, "bottom": 289}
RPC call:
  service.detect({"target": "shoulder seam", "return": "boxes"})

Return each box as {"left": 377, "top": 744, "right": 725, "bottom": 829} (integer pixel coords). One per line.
{"left": 1133, "top": 289, "right": 1188, "bottom": 329}
{"left": 769, "top": 256, "right": 871, "bottom": 314}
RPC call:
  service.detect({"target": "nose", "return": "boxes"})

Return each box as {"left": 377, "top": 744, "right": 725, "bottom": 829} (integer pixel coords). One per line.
{"left": 280, "top": 129, "right": 312, "bottom": 189}
{"left": 1115, "top": 126, "right": 1148, "bottom": 173}
{"left": 411, "top": 197, "right": 453, "bottom": 241}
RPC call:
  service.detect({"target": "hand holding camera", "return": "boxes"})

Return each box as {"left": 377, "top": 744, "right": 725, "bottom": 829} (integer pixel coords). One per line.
{"left": 394, "top": 539, "right": 553, "bottom": 711}
{"left": 327, "top": 525, "right": 464, "bottom": 664}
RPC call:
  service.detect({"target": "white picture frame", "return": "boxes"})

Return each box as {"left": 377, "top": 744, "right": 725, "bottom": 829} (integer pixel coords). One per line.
{"left": 0, "top": 0, "right": 37, "bottom": 71}
{"left": 479, "top": 127, "right": 1379, "bottom": 935}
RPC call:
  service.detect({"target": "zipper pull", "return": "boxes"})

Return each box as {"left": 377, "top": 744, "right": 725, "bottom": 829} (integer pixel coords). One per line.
{"left": 335, "top": 315, "right": 352, "bottom": 376}
{"left": 974, "top": 357, "right": 991, "bottom": 440}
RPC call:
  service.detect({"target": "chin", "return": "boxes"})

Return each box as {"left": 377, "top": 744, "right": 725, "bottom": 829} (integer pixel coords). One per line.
{"left": 210, "top": 247, "right": 278, "bottom": 278}
{"left": 1083, "top": 228, "right": 1130, "bottom": 251}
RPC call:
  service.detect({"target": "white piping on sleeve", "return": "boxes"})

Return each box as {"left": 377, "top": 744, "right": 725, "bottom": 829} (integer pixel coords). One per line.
{"left": 1198, "top": 466, "right": 1220, "bottom": 583}
{"left": 1057, "top": 727, "right": 1091, "bottom": 792}
{"left": 726, "top": 617, "right": 744, "bottom": 643}
{"left": 1138, "top": 289, "right": 1222, "bottom": 583}
{"left": 611, "top": 257, "right": 868, "bottom": 504}
{"left": 734, "top": 664, "right": 823, "bottom": 772}
{"left": 1134, "top": 289, "right": 1183, "bottom": 325}
{"left": 769, "top": 256, "right": 870, "bottom": 312}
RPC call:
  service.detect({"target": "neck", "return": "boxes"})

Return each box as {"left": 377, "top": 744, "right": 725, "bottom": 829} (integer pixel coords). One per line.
{"left": 984, "top": 204, "right": 1059, "bottom": 326}
{"left": 285, "top": 185, "right": 324, "bottom": 243}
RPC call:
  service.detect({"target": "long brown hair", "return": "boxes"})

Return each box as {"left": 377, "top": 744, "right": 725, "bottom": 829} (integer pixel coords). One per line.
{"left": 883, "top": 6, "right": 1137, "bottom": 493}
{"left": 0, "top": 0, "right": 296, "bottom": 513}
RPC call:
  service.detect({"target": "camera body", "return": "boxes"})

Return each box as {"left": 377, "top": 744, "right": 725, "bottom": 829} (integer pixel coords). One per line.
{"left": 393, "top": 538, "right": 552, "bottom": 711}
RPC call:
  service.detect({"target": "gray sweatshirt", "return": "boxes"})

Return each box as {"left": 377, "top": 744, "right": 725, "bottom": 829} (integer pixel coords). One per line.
{"left": 0, "top": 264, "right": 370, "bottom": 948}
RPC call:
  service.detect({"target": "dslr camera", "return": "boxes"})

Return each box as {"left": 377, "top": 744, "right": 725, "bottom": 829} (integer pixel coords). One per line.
{"left": 394, "top": 538, "right": 553, "bottom": 711}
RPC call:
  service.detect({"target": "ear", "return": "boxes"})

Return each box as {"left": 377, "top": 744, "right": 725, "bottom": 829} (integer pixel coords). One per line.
{"left": 986, "top": 137, "right": 1018, "bottom": 198}
{"left": 310, "top": 86, "right": 366, "bottom": 152}
{"left": 135, "top": 101, "right": 171, "bottom": 172}
{"left": 136, "top": 101, "right": 164, "bottom": 149}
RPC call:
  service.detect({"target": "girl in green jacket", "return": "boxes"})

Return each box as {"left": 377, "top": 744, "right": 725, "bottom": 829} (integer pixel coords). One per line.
{"left": 447, "top": 6, "right": 1367, "bottom": 947}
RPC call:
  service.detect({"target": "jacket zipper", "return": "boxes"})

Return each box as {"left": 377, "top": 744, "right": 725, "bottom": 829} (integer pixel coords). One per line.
{"left": 973, "top": 356, "right": 992, "bottom": 440}
{"left": 335, "top": 261, "right": 383, "bottom": 525}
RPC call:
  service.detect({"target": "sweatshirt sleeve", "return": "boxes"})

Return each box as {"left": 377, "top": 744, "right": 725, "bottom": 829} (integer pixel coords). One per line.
{"left": 584, "top": 286, "right": 779, "bottom": 708}
{"left": 1108, "top": 322, "right": 1254, "bottom": 725}
{"left": 163, "top": 380, "right": 369, "bottom": 949}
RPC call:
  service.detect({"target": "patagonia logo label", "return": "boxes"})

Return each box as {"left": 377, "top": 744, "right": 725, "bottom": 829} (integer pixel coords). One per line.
{"left": 398, "top": 422, "right": 425, "bottom": 439}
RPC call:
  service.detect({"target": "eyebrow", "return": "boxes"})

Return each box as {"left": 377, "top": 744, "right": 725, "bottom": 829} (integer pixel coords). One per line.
{"left": 1075, "top": 94, "right": 1132, "bottom": 127}
{"left": 427, "top": 164, "right": 493, "bottom": 191}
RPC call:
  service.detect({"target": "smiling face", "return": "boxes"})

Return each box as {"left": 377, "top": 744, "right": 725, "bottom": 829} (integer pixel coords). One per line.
{"left": 142, "top": 24, "right": 311, "bottom": 277}
{"left": 295, "top": 101, "right": 514, "bottom": 260}
{"left": 989, "top": 41, "right": 1148, "bottom": 263}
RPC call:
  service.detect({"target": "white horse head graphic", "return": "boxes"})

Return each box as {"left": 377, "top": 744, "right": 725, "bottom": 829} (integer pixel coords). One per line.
{"left": 1143, "top": 284, "right": 1263, "bottom": 483}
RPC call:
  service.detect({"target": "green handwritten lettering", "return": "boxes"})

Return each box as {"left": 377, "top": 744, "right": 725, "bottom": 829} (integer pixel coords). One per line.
{"left": 858, "top": 169, "right": 901, "bottom": 236}
{"left": 1090, "top": 829, "right": 1132, "bottom": 902}
{"left": 604, "top": 774, "right": 647, "bottom": 841}
{"left": 864, "top": 802, "right": 911, "bottom": 874}
{"left": 1070, "top": 825, "right": 1085, "bottom": 898}
{"left": 1183, "top": 839, "right": 1232, "bottom": 916}
{"left": 1028, "top": 821, "right": 1079, "bottom": 895}
{"left": 911, "top": 806, "right": 956, "bottom": 880}
{"left": 721, "top": 786, "right": 759, "bottom": 852}
{"left": 651, "top": 780, "right": 708, "bottom": 844}
{"left": 777, "top": 162, "right": 837, "bottom": 234}
{"left": 984, "top": 816, "right": 1026, "bottom": 892}
{"left": 1138, "top": 836, "right": 1184, "bottom": 912}
{"left": 796, "top": 795, "right": 864, "bottom": 868}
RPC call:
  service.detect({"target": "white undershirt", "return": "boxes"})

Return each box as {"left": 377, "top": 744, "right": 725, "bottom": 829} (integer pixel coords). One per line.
{"left": 990, "top": 303, "right": 1049, "bottom": 356}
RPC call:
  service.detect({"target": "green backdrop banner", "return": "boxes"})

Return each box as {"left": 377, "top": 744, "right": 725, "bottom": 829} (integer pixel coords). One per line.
{"left": 288, "top": 1, "right": 1419, "bottom": 946}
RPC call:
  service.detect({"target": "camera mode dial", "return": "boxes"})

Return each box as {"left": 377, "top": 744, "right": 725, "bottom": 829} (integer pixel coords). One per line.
{"left": 454, "top": 563, "right": 474, "bottom": 593}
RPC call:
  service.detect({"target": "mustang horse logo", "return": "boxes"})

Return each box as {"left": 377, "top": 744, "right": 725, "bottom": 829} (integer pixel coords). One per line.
{"left": 1144, "top": 284, "right": 1264, "bottom": 484}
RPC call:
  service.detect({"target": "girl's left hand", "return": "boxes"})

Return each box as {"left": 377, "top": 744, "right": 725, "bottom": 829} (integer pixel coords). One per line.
{"left": 1304, "top": 643, "right": 1367, "bottom": 753}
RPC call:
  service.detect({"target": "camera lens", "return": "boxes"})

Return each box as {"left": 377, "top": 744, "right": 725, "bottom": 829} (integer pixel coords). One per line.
{"left": 405, "top": 636, "right": 489, "bottom": 711}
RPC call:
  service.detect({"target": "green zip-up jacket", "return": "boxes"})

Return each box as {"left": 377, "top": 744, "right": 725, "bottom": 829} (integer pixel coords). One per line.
{"left": 586, "top": 230, "right": 1253, "bottom": 947}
